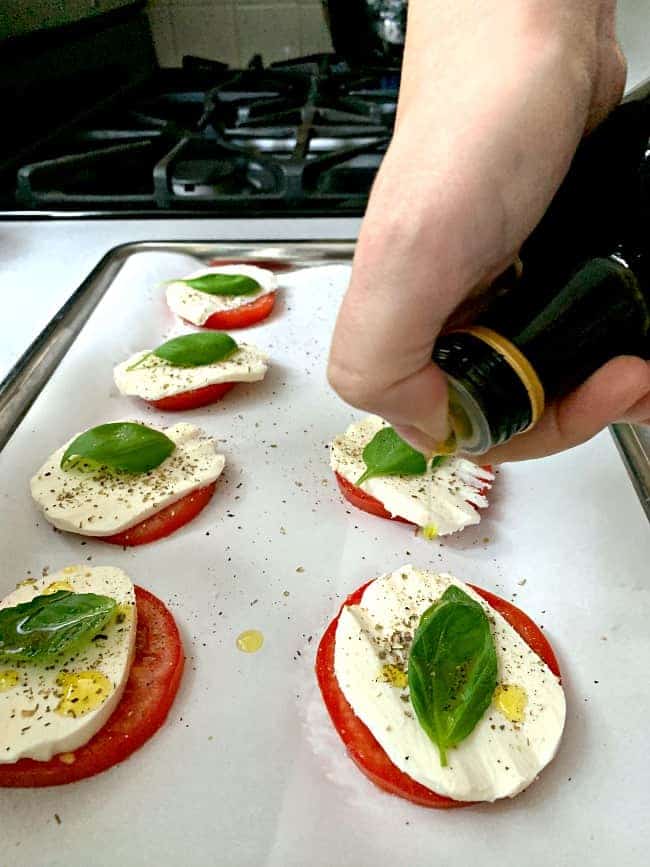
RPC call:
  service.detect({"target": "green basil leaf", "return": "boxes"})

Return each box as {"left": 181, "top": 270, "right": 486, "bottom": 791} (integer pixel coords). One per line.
{"left": 152, "top": 331, "right": 238, "bottom": 368}
{"left": 356, "top": 427, "right": 427, "bottom": 485}
{"left": 430, "top": 455, "right": 446, "bottom": 470}
{"left": 408, "top": 585, "right": 497, "bottom": 766}
{"left": 61, "top": 422, "right": 175, "bottom": 474}
{"left": 180, "top": 273, "right": 260, "bottom": 296}
{"left": 0, "top": 591, "right": 117, "bottom": 663}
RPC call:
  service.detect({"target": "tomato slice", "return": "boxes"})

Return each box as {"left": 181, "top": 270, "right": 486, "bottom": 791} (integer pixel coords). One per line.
{"left": 148, "top": 381, "right": 236, "bottom": 411}
{"left": 334, "top": 465, "right": 493, "bottom": 522}
{"left": 334, "top": 472, "right": 412, "bottom": 523}
{"left": 201, "top": 292, "right": 276, "bottom": 330}
{"left": 476, "top": 464, "right": 493, "bottom": 501}
{"left": 0, "top": 585, "right": 184, "bottom": 788}
{"left": 315, "top": 579, "right": 560, "bottom": 809}
{"left": 101, "top": 482, "right": 217, "bottom": 547}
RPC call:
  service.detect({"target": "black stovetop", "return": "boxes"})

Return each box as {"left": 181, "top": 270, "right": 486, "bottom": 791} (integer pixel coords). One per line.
{"left": 0, "top": 54, "right": 400, "bottom": 217}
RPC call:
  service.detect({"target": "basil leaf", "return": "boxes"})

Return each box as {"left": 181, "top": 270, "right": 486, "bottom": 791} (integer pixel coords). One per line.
{"left": 357, "top": 427, "right": 427, "bottom": 485}
{"left": 430, "top": 455, "right": 446, "bottom": 470}
{"left": 61, "top": 422, "right": 175, "bottom": 474}
{"left": 408, "top": 585, "right": 497, "bottom": 766}
{"left": 152, "top": 332, "right": 238, "bottom": 368}
{"left": 0, "top": 591, "right": 116, "bottom": 663}
{"left": 180, "top": 273, "right": 260, "bottom": 296}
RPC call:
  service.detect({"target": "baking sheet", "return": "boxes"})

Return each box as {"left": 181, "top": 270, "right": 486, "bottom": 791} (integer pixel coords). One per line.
{"left": 0, "top": 247, "right": 649, "bottom": 867}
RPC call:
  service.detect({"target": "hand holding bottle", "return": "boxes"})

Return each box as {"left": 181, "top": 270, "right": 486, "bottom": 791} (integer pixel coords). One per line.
{"left": 328, "top": 0, "right": 649, "bottom": 461}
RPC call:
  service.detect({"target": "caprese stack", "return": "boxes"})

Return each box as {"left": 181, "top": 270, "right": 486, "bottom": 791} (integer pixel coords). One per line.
{"left": 0, "top": 565, "right": 183, "bottom": 787}
{"left": 317, "top": 565, "right": 565, "bottom": 807}
{"left": 165, "top": 264, "right": 278, "bottom": 330}
{"left": 331, "top": 416, "right": 494, "bottom": 537}
{"left": 114, "top": 331, "right": 269, "bottom": 411}
{"left": 30, "top": 421, "right": 225, "bottom": 546}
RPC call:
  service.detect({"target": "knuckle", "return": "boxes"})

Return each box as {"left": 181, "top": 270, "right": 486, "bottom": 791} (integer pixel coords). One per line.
{"left": 327, "top": 359, "right": 382, "bottom": 411}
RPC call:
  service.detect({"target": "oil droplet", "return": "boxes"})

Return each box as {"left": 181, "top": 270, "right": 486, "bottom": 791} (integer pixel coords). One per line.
{"left": 421, "top": 524, "right": 438, "bottom": 540}
{"left": 16, "top": 578, "right": 37, "bottom": 589}
{"left": 448, "top": 394, "right": 474, "bottom": 442}
{"left": 62, "top": 566, "right": 80, "bottom": 576}
{"left": 0, "top": 670, "right": 20, "bottom": 692}
{"left": 55, "top": 670, "right": 113, "bottom": 718}
{"left": 494, "top": 683, "right": 527, "bottom": 723}
{"left": 431, "top": 430, "right": 458, "bottom": 457}
{"left": 236, "top": 630, "right": 264, "bottom": 653}
{"left": 43, "top": 581, "right": 73, "bottom": 595}
{"left": 379, "top": 664, "right": 408, "bottom": 689}
{"left": 113, "top": 603, "right": 133, "bottom": 625}
{"left": 58, "top": 752, "right": 76, "bottom": 765}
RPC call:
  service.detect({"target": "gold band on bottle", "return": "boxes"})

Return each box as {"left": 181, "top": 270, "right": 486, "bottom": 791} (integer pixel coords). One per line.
{"left": 455, "top": 325, "right": 545, "bottom": 429}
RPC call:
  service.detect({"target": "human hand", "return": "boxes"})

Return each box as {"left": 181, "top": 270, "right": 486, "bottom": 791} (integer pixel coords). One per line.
{"left": 328, "top": 0, "right": 649, "bottom": 462}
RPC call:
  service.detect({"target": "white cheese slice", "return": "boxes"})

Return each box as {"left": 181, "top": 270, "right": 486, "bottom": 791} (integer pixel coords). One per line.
{"left": 0, "top": 565, "right": 137, "bottom": 763}
{"left": 114, "top": 343, "right": 269, "bottom": 401}
{"left": 330, "top": 415, "right": 493, "bottom": 535}
{"left": 334, "top": 565, "right": 566, "bottom": 802}
{"left": 165, "top": 264, "right": 277, "bottom": 326}
{"left": 30, "top": 422, "right": 225, "bottom": 536}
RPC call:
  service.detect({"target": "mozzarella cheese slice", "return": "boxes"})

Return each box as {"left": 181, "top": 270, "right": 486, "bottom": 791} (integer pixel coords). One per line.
{"left": 334, "top": 566, "right": 566, "bottom": 802}
{"left": 114, "top": 343, "right": 269, "bottom": 401}
{"left": 165, "top": 264, "right": 278, "bottom": 326}
{"left": 0, "top": 565, "right": 136, "bottom": 763}
{"left": 330, "top": 415, "right": 493, "bottom": 535}
{"left": 30, "top": 422, "right": 225, "bottom": 536}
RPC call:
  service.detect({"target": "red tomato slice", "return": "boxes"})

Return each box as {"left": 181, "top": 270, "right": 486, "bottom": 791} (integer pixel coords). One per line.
{"left": 101, "top": 482, "right": 217, "bottom": 547}
{"left": 334, "top": 472, "right": 412, "bottom": 523}
{"left": 476, "top": 464, "right": 493, "bottom": 501}
{"left": 201, "top": 292, "right": 276, "bottom": 330}
{"left": 315, "top": 579, "right": 560, "bottom": 809}
{"left": 148, "top": 381, "right": 236, "bottom": 411}
{"left": 334, "top": 465, "right": 494, "bottom": 523}
{"left": 0, "top": 585, "right": 184, "bottom": 788}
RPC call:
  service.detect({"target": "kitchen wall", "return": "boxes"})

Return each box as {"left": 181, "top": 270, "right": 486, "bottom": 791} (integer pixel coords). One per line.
{"left": 0, "top": 1, "right": 138, "bottom": 40}
{"left": 618, "top": 0, "right": 650, "bottom": 92}
{"left": 147, "top": 0, "right": 332, "bottom": 68}
{"left": 147, "top": 0, "right": 650, "bottom": 92}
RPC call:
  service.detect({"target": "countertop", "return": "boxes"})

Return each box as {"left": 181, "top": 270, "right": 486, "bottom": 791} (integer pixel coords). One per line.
{"left": 0, "top": 218, "right": 361, "bottom": 384}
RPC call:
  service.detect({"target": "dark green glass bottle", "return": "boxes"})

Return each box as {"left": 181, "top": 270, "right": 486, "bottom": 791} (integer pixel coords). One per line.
{"left": 432, "top": 256, "right": 650, "bottom": 455}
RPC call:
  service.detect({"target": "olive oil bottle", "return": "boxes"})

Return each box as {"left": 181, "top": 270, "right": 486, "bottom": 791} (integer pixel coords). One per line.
{"left": 431, "top": 95, "right": 650, "bottom": 456}
{"left": 433, "top": 254, "right": 650, "bottom": 455}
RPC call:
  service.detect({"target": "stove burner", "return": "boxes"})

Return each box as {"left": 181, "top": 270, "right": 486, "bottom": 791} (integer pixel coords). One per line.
{"left": 4, "top": 53, "right": 399, "bottom": 214}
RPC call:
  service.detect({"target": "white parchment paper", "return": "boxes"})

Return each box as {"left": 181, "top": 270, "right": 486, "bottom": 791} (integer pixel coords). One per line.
{"left": 0, "top": 250, "right": 648, "bottom": 867}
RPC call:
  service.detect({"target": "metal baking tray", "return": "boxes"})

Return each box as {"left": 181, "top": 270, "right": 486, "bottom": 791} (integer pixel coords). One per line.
{"left": 0, "top": 242, "right": 649, "bottom": 867}
{"left": 2, "top": 242, "right": 649, "bottom": 519}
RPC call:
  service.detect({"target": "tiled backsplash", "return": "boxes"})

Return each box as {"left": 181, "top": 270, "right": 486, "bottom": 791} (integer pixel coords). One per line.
{"left": 147, "top": 0, "right": 333, "bottom": 68}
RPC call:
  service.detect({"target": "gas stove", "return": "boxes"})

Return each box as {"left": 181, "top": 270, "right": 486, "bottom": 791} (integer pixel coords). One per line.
{"left": 0, "top": 54, "right": 399, "bottom": 218}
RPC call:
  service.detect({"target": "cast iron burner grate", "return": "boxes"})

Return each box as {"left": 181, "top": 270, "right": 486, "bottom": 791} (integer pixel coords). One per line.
{"left": 7, "top": 53, "right": 400, "bottom": 214}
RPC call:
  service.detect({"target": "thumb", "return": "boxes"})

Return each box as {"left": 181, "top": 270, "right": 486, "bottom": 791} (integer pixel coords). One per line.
{"left": 327, "top": 356, "right": 450, "bottom": 453}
